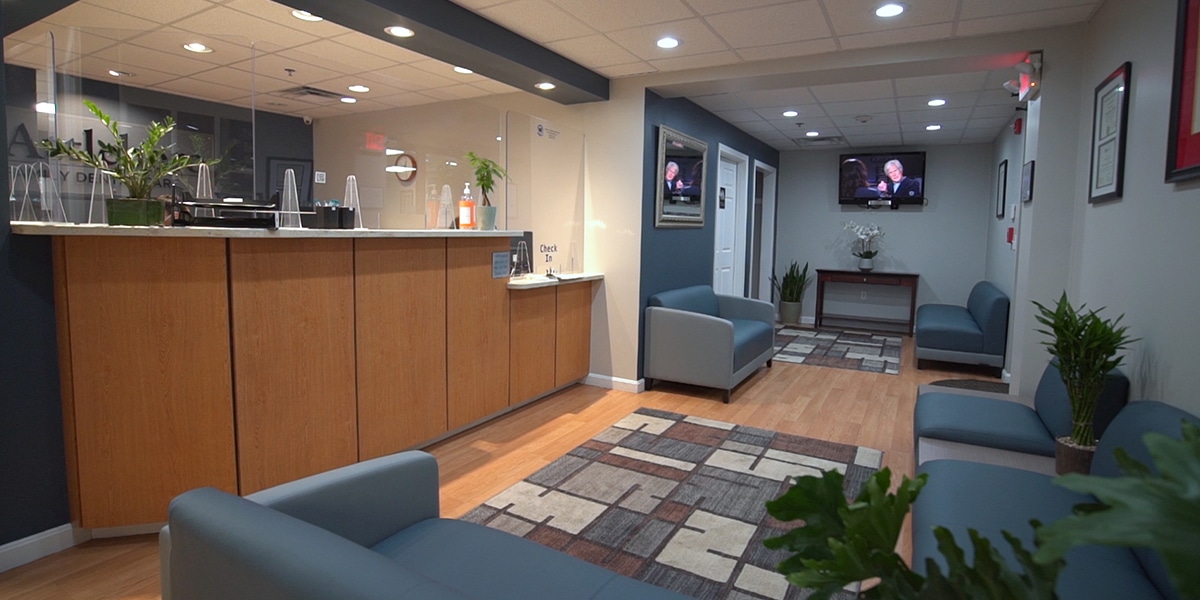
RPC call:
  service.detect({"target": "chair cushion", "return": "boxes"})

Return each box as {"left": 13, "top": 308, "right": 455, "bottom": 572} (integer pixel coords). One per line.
{"left": 729, "top": 318, "right": 773, "bottom": 370}
{"left": 915, "top": 304, "right": 983, "bottom": 353}
{"left": 1033, "top": 363, "right": 1131, "bottom": 441}
{"left": 914, "top": 392, "right": 1055, "bottom": 456}
{"left": 965, "top": 281, "right": 1010, "bottom": 356}
{"left": 372, "top": 518, "right": 687, "bottom": 600}
{"left": 647, "top": 285, "right": 719, "bottom": 317}
{"left": 913, "top": 460, "right": 1166, "bottom": 600}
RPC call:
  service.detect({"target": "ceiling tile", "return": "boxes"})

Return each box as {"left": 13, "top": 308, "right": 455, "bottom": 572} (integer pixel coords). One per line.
{"left": 327, "top": 32, "right": 428, "bottom": 66}
{"left": 480, "top": 0, "right": 592, "bottom": 43}
{"left": 421, "top": 84, "right": 494, "bottom": 101}
{"left": 690, "top": 94, "right": 750, "bottom": 112}
{"left": 958, "top": 0, "right": 1100, "bottom": 20}
{"left": 810, "top": 80, "right": 894, "bottom": 103}
{"left": 607, "top": 18, "right": 729, "bottom": 60}
{"left": 287, "top": 39, "right": 404, "bottom": 73}
{"left": 682, "top": 0, "right": 793, "bottom": 16}
{"left": 713, "top": 109, "right": 765, "bottom": 123}
{"left": 224, "top": 0, "right": 356, "bottom": 38}
{"left": 371, "top": 64, "right": 459, "bottom": 90}
{"left": 964, "top": 127, "right": 1006, "bottom": 139}
{"left": 705, "top": 3, "right": 832, "bottom": 48}
{"left": 735, "top": 87, "right": 819, "bottom": 107}
{"left": 153, "top": 77, "right": 248, "bottom": 102}
{"left": 978, "top": 88, "right": 1020, "bottom": 106}
{"left": 832, "top": 118, "right": 900, "bottom": 133}
{"left": 647, "top": 50, "right": 741, "bottom": 72}
{"left": 189, "top": 65, "right": 295, "bottom": 93}
{"left": 59, "top": 57, "right": 181, "bottom": 87}
{"left": 843, "top": 134, "right": 904, "bottom": 147}
{"left": 825, "top": 0, "right": 957, "bottom": 36}
{"left": 899, "top": 107, "right": 973, "bottom": 123}
{"left": 231, "top": 52, "right": 343, "bottom": 86}
{"left": 371, "top": 91, "right": 443, "bottom": 109}
{"left": 302, "top": 74, "right": 405, "bottom": 97}
{"left": 955, "top": 6, "right": 1096, "bottom": 37}
{"left": 895, "top": 91, "right": 980, "bottom": 111}
{"left": 971, "top": 104, "right": 1021, "bottom": 120}
{"left": 471, "top": 79, "right": 523, "bottom": 94}
{"left": 81, "top": 0, "right": 212, "bottom": 27}
{"left": 901, "top": 120, "right": 967, "bottom": 133}
{"left": 83, "top": 43, "right": 217, "bottom": 77}
{"left": 43, "top": 3, "right": 161, "bottom": 34}
{"left": 894, "top": 72, "right": 989, "bottom": 97}
{"left": 594, "top": 62, "right": 657, "bottom": 78}
{"left": 965, "top": 116, "right": 1014, "bottom": 131}
{"left": 838, "top": 23, "right": 955, "bottom": 51}
{"left": 737, "top": 120, "right": 783, "bottom": 134}
{"left": 821, "top": 98, "right": 898, "bottom": 117}
{"left": 736, "top": 38, "right": 837, "bottom": 62}
{"left": 546, "top": 35, "right": 641, "bottom": 68}
{"left": 124, "top": 29, "right": 255, "bottom": 65}
{"left": 171, "top": 5, "right": 319, "bottom": 50}
{"left": 545, "top": 0, "right": 692, "bottom": 33}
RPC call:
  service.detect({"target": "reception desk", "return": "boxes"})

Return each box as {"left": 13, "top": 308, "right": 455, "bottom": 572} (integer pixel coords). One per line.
{"left": 14, "top": 223, "right": 599, "bottom": 529}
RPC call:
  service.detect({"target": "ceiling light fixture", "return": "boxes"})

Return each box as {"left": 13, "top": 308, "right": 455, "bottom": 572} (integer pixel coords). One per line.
{"left": 496, "top": 136, "right": 503, "bottom": 142}
{"left": 348, "top": 84, "right": 370, "bottom": 93}
{"left": 925, "top": 124, "right": 942, "bottom": 131}
{"left": 657, "top": 37, "right": 679, "bottom": 49}
{"left": 183, "top": 42, "right": 212, "bottom": 53}
{"left": 340, "top": 97, "right": 357, "bottom": 104}
{"left": 927, "top": 98, "right": 946, "bottom": 107}
{"left": 782, "top": 110, "right": 799, "bottom": 117}
{"left": 291, "top": 10, "right": 323, "bottom": 22}
{"left": 535, "top": 82, "right": 556, "bottom": 91}
{"left": 385, "top": 148, "right": 404, "bottom": 156}
{"left": 35, "top": 102, "right": 56, "bottom": 114}
{"left": 453, "top": 66, "right": 473, "bottom": 74}
{"left": 875, "top": 3, "right": 905, "bottom": 17}
{"left": 107, "top": 69, "right": 134, "bottom": 77}
{"left": 806, "top": 131, "right": 820, "bottom": 137}
{"left": 384, "top": 26, "right": 415, "bottom": 38}
{"left": 1003, "top": 79, "right": 1021, "bottom": 94}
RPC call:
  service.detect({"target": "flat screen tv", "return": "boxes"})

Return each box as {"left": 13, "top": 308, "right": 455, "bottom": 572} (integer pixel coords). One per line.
{"left": 838, "top": 151, "right": 926, "bottom": 206}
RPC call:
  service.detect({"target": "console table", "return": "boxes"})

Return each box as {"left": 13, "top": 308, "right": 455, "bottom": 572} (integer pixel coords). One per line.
{"left": 815, "top": 269, "right": 920, "bottom": 334}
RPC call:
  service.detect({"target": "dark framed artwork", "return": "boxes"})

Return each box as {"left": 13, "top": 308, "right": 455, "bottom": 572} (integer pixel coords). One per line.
{"left": 1167, "top": 0, "right": 1200, "bottom": 181}
{"left": 655, "top": 125, "right": 707, "bottom": 228}
{"left": 1021, "top": 160, "right": 1036, "bottom": 203}
{"left": 266, "top": 157, "right": 313, "bottom": 208}
{"left": 1089, "top": 62, "right": 1131, "bottom": 202}
{"left": 996, "top": 159, "right": 1008, "bottom": 218}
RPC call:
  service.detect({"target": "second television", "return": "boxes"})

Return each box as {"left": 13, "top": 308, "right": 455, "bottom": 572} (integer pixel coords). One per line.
{"left": 838, "top": 151, "right": 927, "bottom": 206}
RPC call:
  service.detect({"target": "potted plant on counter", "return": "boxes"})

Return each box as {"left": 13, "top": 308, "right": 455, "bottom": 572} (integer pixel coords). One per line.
{"left": 40, "top": 100, "right": 214, "bottom": 226}
{"left": 1033, "top": 292, "right": 1137, "bottom": 474}
{"left": 771, "top": 261, "right": 810, "bottom": 325}
{"left": 466, "top": 151, "right": 508, "bottom": 231}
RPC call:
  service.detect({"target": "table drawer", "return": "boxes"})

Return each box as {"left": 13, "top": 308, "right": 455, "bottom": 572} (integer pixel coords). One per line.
{"left": 827, "top": 274, "right": 901, "bottom": 286}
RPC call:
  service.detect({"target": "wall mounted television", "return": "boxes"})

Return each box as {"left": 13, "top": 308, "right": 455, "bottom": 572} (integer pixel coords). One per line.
{"left": 838, "top": 151, "right": 927, "bottom": 207}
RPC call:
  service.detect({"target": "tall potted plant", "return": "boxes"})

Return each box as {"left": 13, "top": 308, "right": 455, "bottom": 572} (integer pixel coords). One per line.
{"left": 40, "top": 101, "right": 214, "bottom": 226}
{"left": 465, "top": 151, "right": 508, "bottom": 231}
{"left": 1033, "top": 292, "right": 1137, "bottom": 474}
{"left": 771, "top": 261, "right": 810, "bottom": 325}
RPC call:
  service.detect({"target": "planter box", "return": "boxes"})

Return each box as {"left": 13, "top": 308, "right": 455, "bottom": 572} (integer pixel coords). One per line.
{"left": 107, "top": 198, "right": 170, "bottom": 226}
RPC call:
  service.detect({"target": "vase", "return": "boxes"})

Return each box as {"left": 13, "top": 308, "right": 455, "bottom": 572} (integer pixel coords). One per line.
{"left": 476, "top": 205, "right": 498, "bottom": 231}
{"left": 1055, "top": 437, "right": 1096, "bottom": 474}
{"left": 779, "top": 301, "right": 802, "bottom": 325}
{"left": 858, "top": 257, "right": 874, "bottom": 271}
{"left": 106, "top": 197, "right": 170, "bottom": 226}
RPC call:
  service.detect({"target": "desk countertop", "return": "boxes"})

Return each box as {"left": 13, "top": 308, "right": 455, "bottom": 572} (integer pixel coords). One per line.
{"left": 10, "top": 222, "right": 521, "bottom": 239}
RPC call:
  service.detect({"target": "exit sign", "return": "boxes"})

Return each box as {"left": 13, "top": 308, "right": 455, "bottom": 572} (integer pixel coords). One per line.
{"left": 364, "top": 131, "right": 386, "bottom": 152}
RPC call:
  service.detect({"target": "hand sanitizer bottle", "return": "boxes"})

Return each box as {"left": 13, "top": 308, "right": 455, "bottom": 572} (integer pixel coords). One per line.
{"left": 458, "top": 182, "right": 476, "bottom": 229}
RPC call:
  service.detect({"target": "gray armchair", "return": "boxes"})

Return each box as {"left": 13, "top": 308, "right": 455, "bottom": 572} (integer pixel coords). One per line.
{"left": 643, "top": 285, "right": 775, "bottom": 403}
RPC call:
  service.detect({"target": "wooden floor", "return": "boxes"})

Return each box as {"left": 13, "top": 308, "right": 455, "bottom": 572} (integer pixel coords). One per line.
{"left": 0, "top": 335, "right": 994, "bottom": 599}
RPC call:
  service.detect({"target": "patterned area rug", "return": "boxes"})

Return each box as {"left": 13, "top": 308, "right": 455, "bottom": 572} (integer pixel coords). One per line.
{"left": 773, "top": 327, "right": 902, "bottom": 375}
{"left": 462, "top": 408, "right": 883, "bottom": 600}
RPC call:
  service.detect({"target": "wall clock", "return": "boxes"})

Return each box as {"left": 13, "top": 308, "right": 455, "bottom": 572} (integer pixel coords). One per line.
{"left": 393, "top": 153, "right": 417, "bottom": 182}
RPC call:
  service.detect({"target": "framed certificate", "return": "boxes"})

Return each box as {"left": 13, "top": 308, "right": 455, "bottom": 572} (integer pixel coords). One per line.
{"left": 1089, "top": 62, "right": 1131, "bottom": 202}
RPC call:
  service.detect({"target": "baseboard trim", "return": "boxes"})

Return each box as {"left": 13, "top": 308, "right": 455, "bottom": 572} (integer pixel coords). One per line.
{"left": 0, "top": 524, "right": 77, "bottom": 574}
{"left": 583, "top": 373, "right": 642, "bottom": 393}
{"left": 90, "top": 522, "right": 165, "bottom": 539}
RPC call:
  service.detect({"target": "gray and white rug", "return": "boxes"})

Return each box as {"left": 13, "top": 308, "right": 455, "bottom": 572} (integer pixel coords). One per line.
{"left": 462, "top": 408, "right": 883, "bottom": 599}
{"left": 773, "top": 327, "right": 902, "bottom": 375}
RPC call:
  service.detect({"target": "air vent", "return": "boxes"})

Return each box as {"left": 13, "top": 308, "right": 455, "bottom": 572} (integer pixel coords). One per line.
{"left": 277, "top": 86, "right": 343, "bottom": 101}
{"left": 792, "top": 135, "right": 844, "bottom": 147}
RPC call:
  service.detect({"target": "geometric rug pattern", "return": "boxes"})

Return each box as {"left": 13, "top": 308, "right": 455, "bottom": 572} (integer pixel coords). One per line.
{"left": 774, "top": 327, "right": 903, "bottom": 376}
{"left": 462, "top": 408, "right": 884, "bottom": 600}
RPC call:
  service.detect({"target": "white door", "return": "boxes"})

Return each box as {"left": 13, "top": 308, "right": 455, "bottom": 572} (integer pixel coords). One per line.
{"left": 713, "top": 159, "right": 737, "bottom": 294}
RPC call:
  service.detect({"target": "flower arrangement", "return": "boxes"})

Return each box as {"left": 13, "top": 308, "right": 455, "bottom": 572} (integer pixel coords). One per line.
{"left": 844, "top": 221, "right": 884, "bottom": 258}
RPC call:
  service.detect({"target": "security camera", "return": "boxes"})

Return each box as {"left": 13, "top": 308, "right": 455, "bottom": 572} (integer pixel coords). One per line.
{"left": 302, "top": 116, "right": 313, "bottom": 125}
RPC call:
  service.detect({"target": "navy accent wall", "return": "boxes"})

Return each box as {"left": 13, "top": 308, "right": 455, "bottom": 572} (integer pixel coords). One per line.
{"left": 638, "top": 90, "right": 779, "bottom": 378}
{"left": 0, "top": 4, "right": 73, "bottom": 546}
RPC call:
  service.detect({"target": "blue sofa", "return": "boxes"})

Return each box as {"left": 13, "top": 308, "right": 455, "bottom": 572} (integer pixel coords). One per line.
{"left": 160, "top": 451, "right": 689, "bottom": 600}
{"left": 644, "top": 285, "right": 775, "bottom": 403}
{"left": 914, "top": 362, "right": 1130, "bottom": 474}
{"left": 915, "top": 280, "right": 1009, "bottom": 372}
{"left": 913, "top": 400, "right": 1198, "bottom": 599}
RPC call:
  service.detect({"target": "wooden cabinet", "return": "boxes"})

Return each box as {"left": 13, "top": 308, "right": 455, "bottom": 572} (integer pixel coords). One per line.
{"left": 229, "top": 239, "right": 357, "bottom": 494}
{"left": 355, "top": 239, "right": 448, "bottom": 459}
{"left": 509, "top": 287, "right": 557, "bottom": 405}
{"left": 447, "top": 238, "right": 510, "bottom": 429}
{"left": 54, "top": 237, "right": 237, "bottom": 528}
{"left": 555, "top": 281, "right": 593, "bottom": 387}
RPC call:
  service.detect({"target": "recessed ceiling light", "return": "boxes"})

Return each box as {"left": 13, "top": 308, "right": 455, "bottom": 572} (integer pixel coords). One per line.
{"left": 35, "top": 102, "right": 56, "bottom": 114}
{"left": 657, "top": 37, "right": 679, "bottom": 49}
{"left": 183, "top": 42, "right": 212, "bottom": 53}
{"left": 805, "top": 131, "right": 820, "bottom": 137}
{"left": 384, "top": 26, "right": 415, "bottom": 38}
{"left": 340, "top": 97, "right": 357, "bottom": 104}
{"left": 535, "top": 82, "right": 556, "bottom": 91}
{"left": 876, "top": 3, "right": 905, "bottom": 17}
{"left": 925, "top": 124, "right": 942, "bottom": 131}
{"left": 782, "top": 110, "right": 799, "bottom": 117}
{"left": 453, "top": 66, "right": 473, "bottom": 74}
{"left": 107, "top": 69, "right": 134, "bottom": 77}
{"left": 291, "top": 10, "right": 323, "bottom": 22}
{"left": 446, "top": 161, "right": 458, "bottom": 167}
{"left": 496, "top": 136, "right": 503, "bottom": 142}
{"left": 348, "top": 84, "right": 370, "bottom": 93}
{"left": 927, "top": 98, "right": 946, "bottom": 107}
{"left": 385, "top": 148, "right": 404, "bottom": 156}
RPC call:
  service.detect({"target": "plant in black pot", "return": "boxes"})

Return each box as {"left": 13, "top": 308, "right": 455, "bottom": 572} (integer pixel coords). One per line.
{"left": 40, "top": 100, "right": 214, "bottom": 226}
{"left": 1033, "top": 292, "right": 1137, "bottom": 474}
{"left": 465, "top": 151, "right": 508, "bottom": 231}
{"left": 771, "top": 261, "right": 810, "bottom": 325}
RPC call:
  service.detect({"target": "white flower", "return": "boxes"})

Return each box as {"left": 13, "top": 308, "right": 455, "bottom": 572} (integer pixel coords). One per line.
{"left": 843, "top": 221, "right": 884, "bottom": 258}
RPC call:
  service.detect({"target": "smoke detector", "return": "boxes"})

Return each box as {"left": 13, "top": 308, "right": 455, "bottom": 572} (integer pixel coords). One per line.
{"left": 854, "top": 115, "right": 873, "bottom": 124}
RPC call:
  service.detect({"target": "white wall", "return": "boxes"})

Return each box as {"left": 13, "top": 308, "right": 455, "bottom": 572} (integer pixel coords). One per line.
{"left": 986, "top": 115, "right": 1023, "bottom": 300}
{"left": 1070, "top": 0, "right": 1200, "bottom": 410}
{"left": 775, "top": 145, "right": 994, "bottom": 323}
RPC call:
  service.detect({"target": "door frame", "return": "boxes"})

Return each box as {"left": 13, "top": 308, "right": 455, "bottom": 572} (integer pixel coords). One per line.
{"left": 753, "top": 160, "right": 777, "bottom": 302}
{"left": 717, "top": 144, "right": 750, "bottom": 296}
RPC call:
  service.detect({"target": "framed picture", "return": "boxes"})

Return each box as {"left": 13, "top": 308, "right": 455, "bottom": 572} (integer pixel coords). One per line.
{"left": 1021, "top": 160, "right": 1036, "bottom": 203}
{"left": 1167, "top": 0, "right": 1200, "bottom": 181}
{"left": 995, "top": 159, "right": 1008, "bottom": 218}
{"left": 655, "top": 125, "right": 707, "bottom": 228}
{"left": 267, "top": 157, "right": 313, "bottom": 208}
{"left": 1089, "top": 62, "right": 1131, "bottom": 202}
